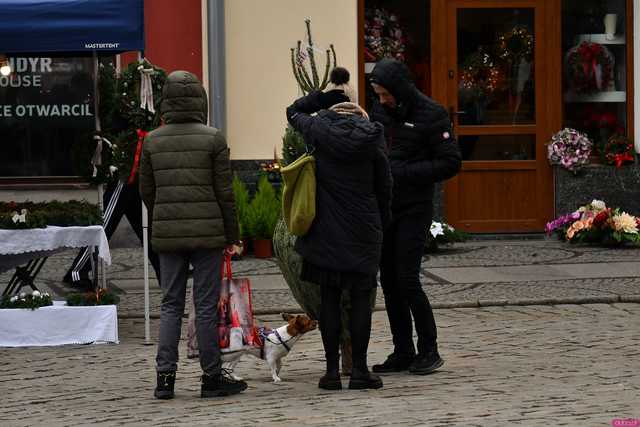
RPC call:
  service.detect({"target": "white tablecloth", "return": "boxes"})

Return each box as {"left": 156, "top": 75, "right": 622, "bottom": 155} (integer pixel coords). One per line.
{"left": 0, "top": 301, "right": 118, "bottom": 347}
{"left": 0, "top": 226, "right": 110, "bottom": 272}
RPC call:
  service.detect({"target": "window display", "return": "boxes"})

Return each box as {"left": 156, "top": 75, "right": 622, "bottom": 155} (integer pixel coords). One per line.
{"left": 562, "top": 0, "right": 630, "bottom": 157}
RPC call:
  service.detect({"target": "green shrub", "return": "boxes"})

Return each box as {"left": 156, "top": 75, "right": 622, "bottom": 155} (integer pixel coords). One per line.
{"left": 232, "top": 174, "right": 251, "bottom": 239}
{"left": 246, "top": 176, "right": 281, "bottom": 240}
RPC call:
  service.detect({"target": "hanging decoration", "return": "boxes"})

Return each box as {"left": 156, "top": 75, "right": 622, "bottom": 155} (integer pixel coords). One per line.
{"left": 496, "top": 26, "right": 534, "bottom": 63}
{"left": 566, "top": 42, "right": 614, "bottom": 94}
{"left": 364, "top": 7, "right": 407, "bottom": 62}
{"left": 603, "top": 134, "right": 635, "bottom": 168}
{"left": 459, "top": 51, "right": 503, "bottom": 99}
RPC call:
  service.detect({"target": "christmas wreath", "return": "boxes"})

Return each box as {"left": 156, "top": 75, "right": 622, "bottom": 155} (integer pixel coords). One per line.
{"left": 566, "top": 42, "right": 614, "bottom": 94}
{"left": 364, "top": 7, "right": 407, "bottom": 62}
{"left": 604, "top": 134, "right": 635, "bottom": 168}
{"left": 459, "top": 51, "right": 503, "bottom": 99}
{"left": 112, "top": 60, "right": 166, "bottom": 184}
{"left": 496, "top": 26, "right": 534, "bottom": 62}
{"left": 71, "top": 59, "right": 167, "bottom": 185}
{"left": 547, "top": 128, "right": 593, "bottom": 173}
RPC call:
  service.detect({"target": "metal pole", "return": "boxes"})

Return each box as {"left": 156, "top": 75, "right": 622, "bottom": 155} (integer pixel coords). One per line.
{"left": 208, "top": 0, "right": 226, "bottom": 131}
{"left": 93, "top": 51, "right": 106, "bottom": 290}
{"left": 142, "top": 201, "right": 151, "bottom": 344}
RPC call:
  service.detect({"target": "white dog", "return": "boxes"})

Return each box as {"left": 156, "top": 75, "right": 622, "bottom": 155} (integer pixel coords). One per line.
{"left": 221, "top": 313, "right": 318, "bottom": 383}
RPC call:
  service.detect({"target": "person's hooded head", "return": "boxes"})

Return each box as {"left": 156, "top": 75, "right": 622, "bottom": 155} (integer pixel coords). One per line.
{"left": 369, "top": 58, "right": 418, "bottom": 116}
{"left": 160, "top": 71, "right": 208, "bottom": 124}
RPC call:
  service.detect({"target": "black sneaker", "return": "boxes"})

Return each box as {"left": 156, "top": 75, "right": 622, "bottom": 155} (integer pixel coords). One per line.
{"left": 201, "top": 369, "right": 248, "bottom": 398}
{"left": 318, "top": 371, "right": 342, "bottom": 390}
{"left": 154, "top": 371, "right": 176, "bottom": 400}
{"left": 409, "top": 351, "right": 444, "bottom": 375}
{"left": 348, "top": 370, "right": 383, "bottom": 390}
{"left": 372, "top": 353, "right": 415, "bottom": 373}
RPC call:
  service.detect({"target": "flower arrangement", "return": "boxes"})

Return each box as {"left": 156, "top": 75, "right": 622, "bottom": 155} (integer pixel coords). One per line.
{"left": 547, "top": 128, "right": 593, "bottom": 173}
{"left": 1, "top": 290, "right": 52, "bottom": 310}
{"left": 425, "top": 221, "right": 469, "bottom": 252}
{"left": 566, "top": 42, "right": 614, "bottom": 94}
{"left": 0, "top": 200, "right": 102, "bottom": 230}
{"left": 364, "top": 7, "right": 407, "bottom": 62}
{"left": 66, "top": 288, "right": 120, "bottom": 306}
{"left": 546, "top": 199, "right": 640, "bottom": 246}
{"left": 603, "top": 134, "right": 635, "bottom": 168}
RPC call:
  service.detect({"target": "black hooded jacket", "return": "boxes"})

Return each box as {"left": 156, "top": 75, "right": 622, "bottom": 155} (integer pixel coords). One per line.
{"left": 286, "top": 92, "right": 393, "bottom": 275}
{"left": 370, "top": 59, "right": 461, "bottom": 212}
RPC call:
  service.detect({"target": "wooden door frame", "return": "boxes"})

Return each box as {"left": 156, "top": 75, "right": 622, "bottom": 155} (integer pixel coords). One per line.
{"left": 433, "top": 0, "right": 555, "bottom": 231}
{"left": 357, "top": 0, "right": 634, "bottom": 230}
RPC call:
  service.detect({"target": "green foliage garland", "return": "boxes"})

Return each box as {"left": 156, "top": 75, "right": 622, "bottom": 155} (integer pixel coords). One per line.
{"left": 1, "top": 291, "right": 53, "bottom": 310}
{"left": 0, "top": 200, "right": 102, "bottom": 229}
{"left": 66, "top": 288, "right": 120, "bottom": 306}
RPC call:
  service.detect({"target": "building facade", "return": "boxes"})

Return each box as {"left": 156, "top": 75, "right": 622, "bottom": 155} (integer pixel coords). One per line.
{"left": 1, "top": 0, "right": 639, "bottom": 234}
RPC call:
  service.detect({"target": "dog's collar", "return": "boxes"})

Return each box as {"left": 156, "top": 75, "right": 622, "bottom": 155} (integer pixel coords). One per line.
{"left": 274, "top": 330, "right": 291, "bottom": 353}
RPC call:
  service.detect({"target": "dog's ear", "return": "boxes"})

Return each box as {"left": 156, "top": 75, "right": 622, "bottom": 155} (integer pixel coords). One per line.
{"left": 281, "top": 313, "right": 294, "bottom": 322}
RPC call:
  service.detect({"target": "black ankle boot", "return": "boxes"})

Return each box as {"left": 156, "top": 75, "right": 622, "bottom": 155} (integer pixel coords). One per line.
{"left": 318, "top": 369, "right": 342, "bottom": 390}
{"left": 349, "top": 368, "right": 383, "bottom": 390}
{"left": 372, "top": 352, "right": 415, "bottom": 373}
{"left": 154, "top": 371, "right": 176, "bottom": 399}
{"left": 201, "top": 369, "right": 248, "bottom": 398}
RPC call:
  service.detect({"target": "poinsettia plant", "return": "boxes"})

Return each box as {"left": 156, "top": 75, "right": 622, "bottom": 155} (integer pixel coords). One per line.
{"left": 546, "top": 199, "right": 640, "bottom": 246}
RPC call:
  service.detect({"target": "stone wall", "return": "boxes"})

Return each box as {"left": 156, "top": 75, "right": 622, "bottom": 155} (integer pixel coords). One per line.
{"left": 555, "top": 164, "right": 640, "bottom": 215}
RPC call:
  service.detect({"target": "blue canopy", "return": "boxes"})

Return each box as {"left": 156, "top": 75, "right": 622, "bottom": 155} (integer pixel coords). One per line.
{"left": 0, "top": 0, "right": 144, "bottom": 53}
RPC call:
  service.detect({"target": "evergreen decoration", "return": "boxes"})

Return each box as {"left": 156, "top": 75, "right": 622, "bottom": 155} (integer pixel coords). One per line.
{"left": 112, "top": 60, "right": 167, "bottom": 182}
{"left": 0, "top": 200, "right": 102, "bottom": 229}
{"left": 281, "top": 125, "right": 307, "bottom": 166}
{"left": 245, "top": 176, "right": 281, "bottom": 240}
{"left": 71, "top": 59, "right": 167, "bottom": 185}
{"left": 1, "top": 291, "right": 52, "bottom": 310}
{"left": 232, "top": 174, "right": 251, "bottom": 239}
{"left": 71, "top": 61, "right": 119, "bottom": 185}
{"left": 66, "top": 288, "right": 120, "bottom": 306}
{"left": 290, "top": 19, "right": 337, "bottom": 94}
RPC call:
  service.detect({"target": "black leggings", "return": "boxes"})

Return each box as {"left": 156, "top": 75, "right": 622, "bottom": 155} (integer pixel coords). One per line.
{"left": 320, "top": 285, "right": 373, "bottom": 373}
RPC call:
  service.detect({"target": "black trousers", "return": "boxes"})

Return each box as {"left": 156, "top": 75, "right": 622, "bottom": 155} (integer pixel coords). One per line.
{"left": 380, "top": 210, "right": 437, "bottom": 356}
{"left": 64, "top": 180, "right": 160, "bottom": 285}
{"left": 320, "top": 284, "right": 373, "bottom": 373}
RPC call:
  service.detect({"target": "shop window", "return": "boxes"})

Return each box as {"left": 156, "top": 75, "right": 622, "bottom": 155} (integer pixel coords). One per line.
{"left": 0, "top": 55, "right": 96, "bottom": 177}
{"left": 363, "top": 0, "right": 431, "bottom": 110}
{"left": 562, "top": 0, "right": 629, "bottom": 155}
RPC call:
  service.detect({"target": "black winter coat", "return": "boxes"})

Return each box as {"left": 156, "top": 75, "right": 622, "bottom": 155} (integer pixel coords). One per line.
{"left": 286, "top": 92, "right": 393, "bottom": 275}
{"left": 370, "top": 58, "right": 462, "bottom": 212}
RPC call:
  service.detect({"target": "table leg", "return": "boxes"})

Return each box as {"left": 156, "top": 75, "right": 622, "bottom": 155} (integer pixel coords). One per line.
{"left": 2, "top": 258, "right": 47, "bottom": 296}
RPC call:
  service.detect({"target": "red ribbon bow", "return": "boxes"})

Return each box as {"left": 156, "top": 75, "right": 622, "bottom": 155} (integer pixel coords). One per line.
{"left": 613, "top": 152, "right": 634, "bottom": 168}
{"left": 127, "top": 129, "right": 149, "bottom": 185}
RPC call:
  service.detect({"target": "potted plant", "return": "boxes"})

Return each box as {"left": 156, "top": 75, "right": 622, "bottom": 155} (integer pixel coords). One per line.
{"left": 232, "top": 174, "right": 251, "bottom": 255}
{"left": 246, "top": 175, "right": 280, "bottom": 258}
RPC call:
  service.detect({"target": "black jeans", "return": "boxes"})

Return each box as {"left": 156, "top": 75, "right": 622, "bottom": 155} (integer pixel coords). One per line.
{"left": 64, "top": 180, "right": 160, "bottom": 285}
{"left": 380, "top": 210, "right": 437, "bottom": 356}
{"left": 320, "top": 284, "right": 373, "bottom": 373}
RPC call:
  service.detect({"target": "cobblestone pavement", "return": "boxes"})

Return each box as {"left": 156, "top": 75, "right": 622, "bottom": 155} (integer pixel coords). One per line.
{"left": 3, "top": 240, "right": 638, "bottom": 316}
{"left": 2, "top": 304, "right": 639, "bottom": 426}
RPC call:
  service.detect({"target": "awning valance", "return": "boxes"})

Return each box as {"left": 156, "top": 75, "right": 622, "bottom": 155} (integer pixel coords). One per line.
{"left": 0, "top": 0, "right": 144, "bottom": 54}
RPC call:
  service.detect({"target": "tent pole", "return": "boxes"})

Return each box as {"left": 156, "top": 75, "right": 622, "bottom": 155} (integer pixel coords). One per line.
{"left": 138, "top": 51, "right": 152, "bottom": 345}
{"left": 93, "top": 51, "right": 106, "bottom": 291}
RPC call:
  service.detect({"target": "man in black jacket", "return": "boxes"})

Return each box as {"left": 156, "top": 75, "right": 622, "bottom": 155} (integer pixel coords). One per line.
{"left": 369, "top": 58, "right": 461, "bottom": 375}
